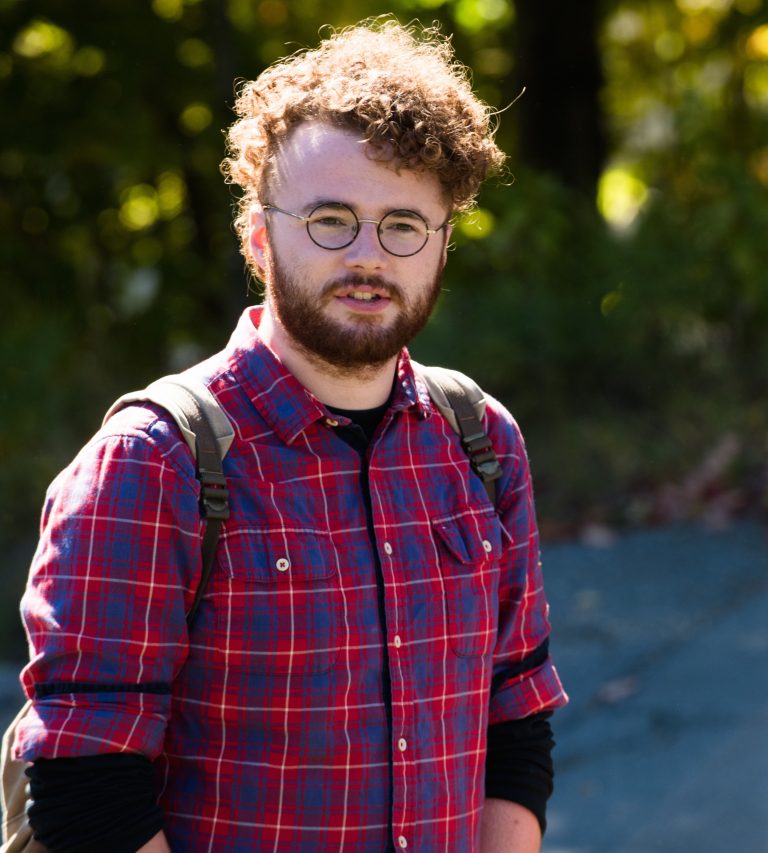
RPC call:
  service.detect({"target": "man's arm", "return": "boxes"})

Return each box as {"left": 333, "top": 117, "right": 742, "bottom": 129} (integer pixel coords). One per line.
{"left": 17, "top": 413, "right": 203, "bottom": 849}
{"left": 482, "top": 404, "right": 568, "bottom": 842}
{"left": 137, "top": 830, "right": 172, "bottom": 852}
{"left": 480, "top": 798, "right": 541, "bottom": 853}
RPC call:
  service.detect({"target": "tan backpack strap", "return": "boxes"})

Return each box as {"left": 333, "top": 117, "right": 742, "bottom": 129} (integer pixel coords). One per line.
{"left": 104, "top": 375, "right": 234, "bottom": 625}
{"left": 415, "top": 363, "right": 502, "bottom": 504}
{"left": 103, "top": 374, "right": 235, "bottom": 460}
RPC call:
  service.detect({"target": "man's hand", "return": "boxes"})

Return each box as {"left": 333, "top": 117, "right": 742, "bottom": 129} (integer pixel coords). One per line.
{"left": 136, "top": 830, "right": 172, "bottom": 852}
{"left": 480, "top": 798, "right": 542, "bottom": 853}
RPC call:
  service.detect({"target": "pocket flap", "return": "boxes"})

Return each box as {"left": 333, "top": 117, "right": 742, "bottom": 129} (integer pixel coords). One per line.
{"left": 219, "top": 526, "right": 336, "bottom": 583}
{"left": 432, "top": 511, "right": 503, "bottom": 565}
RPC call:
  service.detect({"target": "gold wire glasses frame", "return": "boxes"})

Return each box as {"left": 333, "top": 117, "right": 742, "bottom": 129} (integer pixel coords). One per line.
{"left": 262, "top": 202, "right": 448, "bottom": 257}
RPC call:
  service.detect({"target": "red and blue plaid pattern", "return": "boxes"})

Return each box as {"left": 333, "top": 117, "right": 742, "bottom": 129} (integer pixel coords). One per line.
{"left": 17, "top": 307, "right": 567, "bottom": 852}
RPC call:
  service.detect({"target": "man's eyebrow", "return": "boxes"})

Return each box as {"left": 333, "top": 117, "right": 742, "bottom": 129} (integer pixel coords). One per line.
{"left": 301, "top": 198, "right": 430, "bottom": 219}
{"left": 385, "top": 209, "right": 424, "bottom": 220}
{"left": 300, "top": 198, "right": 347, "bottom": 214}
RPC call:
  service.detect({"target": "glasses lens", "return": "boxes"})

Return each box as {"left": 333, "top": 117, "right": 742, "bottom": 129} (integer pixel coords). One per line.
{"left": 379, "top": 210, "right": 429, "bottom": 257}
{"left": 307, "top": 204, "right": 358, "bottom": 249}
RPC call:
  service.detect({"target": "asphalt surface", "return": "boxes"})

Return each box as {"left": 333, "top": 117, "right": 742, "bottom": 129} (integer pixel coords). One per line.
{"left": 542, "top": 519, "right": 768, "bottom": 853}
{"left": 2, "top": 520, "right": 766, "bottom": 852}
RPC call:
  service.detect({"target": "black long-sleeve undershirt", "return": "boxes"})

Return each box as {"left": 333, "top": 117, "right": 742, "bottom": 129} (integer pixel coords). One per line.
{"left": 26, "top": 753, "right": 163, "bottom": 853}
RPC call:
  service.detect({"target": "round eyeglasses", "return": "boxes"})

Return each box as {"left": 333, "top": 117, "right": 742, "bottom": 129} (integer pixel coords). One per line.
{"left": 262, "top": 202, "right": 448, "bottom": 257}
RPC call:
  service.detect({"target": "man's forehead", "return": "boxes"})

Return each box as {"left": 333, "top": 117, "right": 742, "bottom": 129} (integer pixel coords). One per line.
{"left": 277, "top": 120, "right": 369, "bottom": 156}
{"left": 266, "top": 120, "right": 448, "bottom": 213}
{"left": 270, "top": 122, "right": 390, "bottom": 182}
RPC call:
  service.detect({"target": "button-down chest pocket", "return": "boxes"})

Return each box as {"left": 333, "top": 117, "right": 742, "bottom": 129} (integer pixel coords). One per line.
{"left": 432, "top": 511, "right": 503, "bottom": 658}
{"left": 216, "top": 527, "right": 341, "bottom": 674}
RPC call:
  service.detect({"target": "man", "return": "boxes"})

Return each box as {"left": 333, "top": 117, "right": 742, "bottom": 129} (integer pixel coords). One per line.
{"left": 15, "top": 21, "right": 567, "bottom": 852}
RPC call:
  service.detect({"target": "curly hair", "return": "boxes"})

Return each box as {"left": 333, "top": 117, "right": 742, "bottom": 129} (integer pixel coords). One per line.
{"left": 221, "top": 19, "right": 506, "bottom": 255}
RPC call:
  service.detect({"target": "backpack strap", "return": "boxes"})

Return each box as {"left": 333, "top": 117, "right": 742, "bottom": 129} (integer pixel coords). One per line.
{"left": 415, "top": 364, "right": 503, "bottom": 505}
{"left": 104, "top": 375, "right": 234, "bottom": 626}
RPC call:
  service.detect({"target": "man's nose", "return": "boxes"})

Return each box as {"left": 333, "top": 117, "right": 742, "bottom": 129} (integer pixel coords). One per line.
{"left": 343, "top": 221, "right": 387, "bottom": 269}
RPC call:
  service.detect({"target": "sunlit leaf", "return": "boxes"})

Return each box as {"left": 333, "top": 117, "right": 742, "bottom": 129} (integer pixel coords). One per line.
{"left": 180, "top": 102, "right": 213, "bottom": 134}
{"left": 152, "top": 0, "right": 184, "bottom": 21}
{"left": 743, "top": 63, "right": 768, "bottom": 108}
{"left": 600, "top": 289, "right": 624, "bottom": 317}
{"left": 177, "top": 38, "right": 213, "bottom": 67}
{"left": 455, "top": 208, "right": 496, "bottom": 240}
{"left": 675, "top": 0, "right": 732, "bottom": 13}
{"left": 454, "top": 0, "right": 513, "bottom": 34}
{"left": 680, "top": 13, "right": 715, "bottom": 45}
{"left": 157, "top": 172, "right": 186, "bottom": 219}
{"left": 654, "top": 30, "right": 686, "bottom": 61}
{"left": 605, "top": 9, "right": 646, "bottom": 43}
{"left": 13, "top": 19, "right": 73, "bottom": 61}
{"left": 72, "top": 46, "right": 105, "bottom": 76}
{"left": 597, "top": 167, "right": 648, "bottom": 232}
{"left": 119, "top": 185, "right": 160, "bottom": 231}
{"left": 745, "top": 24, "right": 768, "bottom": 60}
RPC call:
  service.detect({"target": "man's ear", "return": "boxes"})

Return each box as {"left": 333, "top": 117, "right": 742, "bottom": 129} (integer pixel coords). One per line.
{"left": 248, "top": 204, "right": 268, "bottom": 273}
{"left": 441, "top": 222, "right": 453, "bottom": 267}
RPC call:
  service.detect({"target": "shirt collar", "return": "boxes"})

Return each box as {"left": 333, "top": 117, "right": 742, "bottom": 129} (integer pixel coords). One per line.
{"left": 391, "top": 349, "right": 433, "bottom": 419}
{"left": 225, "top": 307, "right": 432, "bottom": 444}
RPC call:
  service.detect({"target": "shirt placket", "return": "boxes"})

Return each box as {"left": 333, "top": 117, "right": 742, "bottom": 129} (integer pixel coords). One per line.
{"left": 369, "top": 473, "right": 417, "bottom": 852}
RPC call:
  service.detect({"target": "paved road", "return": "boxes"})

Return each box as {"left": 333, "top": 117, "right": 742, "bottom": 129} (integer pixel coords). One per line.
{"left": 542, "top": 520, "right": 768, "bottom": 853}
{"left": 2, "top": 521, "right": 766, "bottom": 851}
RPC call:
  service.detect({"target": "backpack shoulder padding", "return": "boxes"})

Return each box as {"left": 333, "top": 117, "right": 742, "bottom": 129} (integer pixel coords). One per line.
{"left": 413, "top": 363, "right": 487, "bottom": 434}
{"left": 103, "top": 373, "right": 235, "bottom": 461}
{"left": 103, "top": 373, "right": 234, "bottom": 626}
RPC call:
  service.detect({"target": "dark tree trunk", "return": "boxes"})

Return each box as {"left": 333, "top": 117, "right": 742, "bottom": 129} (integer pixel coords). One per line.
{"left": 514, "top": 0, "right": 607, "bottom": 195}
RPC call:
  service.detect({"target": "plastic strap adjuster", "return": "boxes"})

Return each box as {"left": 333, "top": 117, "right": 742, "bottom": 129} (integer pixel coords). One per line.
{"left": 199, "top": 469, "right": 230, "bottom": 520}
{"left": 461, "top": 432, "right": 503, "bottom": 483}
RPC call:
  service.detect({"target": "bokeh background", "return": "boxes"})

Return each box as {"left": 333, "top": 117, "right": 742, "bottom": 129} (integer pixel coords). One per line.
{"left": 1, "top": 1, "right": 767, "bottom": 849}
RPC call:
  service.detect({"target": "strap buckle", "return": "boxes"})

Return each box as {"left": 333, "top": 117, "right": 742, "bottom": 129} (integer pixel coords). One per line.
{"left": 199, "top": 468, "right": 230, "bottom": 520}
{"left": 461, "top": 432, "right": 503, "bottom": 483}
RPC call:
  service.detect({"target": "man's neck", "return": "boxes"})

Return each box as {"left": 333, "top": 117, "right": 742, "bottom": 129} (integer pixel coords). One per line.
{"left": 257, "top": 304, "right": 398, "bottom": 409}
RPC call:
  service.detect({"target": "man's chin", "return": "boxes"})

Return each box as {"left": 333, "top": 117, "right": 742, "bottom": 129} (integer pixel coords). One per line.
{"left": 308, "top": 330, "right": 403, "bottom": 370}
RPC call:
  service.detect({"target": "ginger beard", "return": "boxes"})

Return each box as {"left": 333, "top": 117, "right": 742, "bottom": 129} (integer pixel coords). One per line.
{"left": 263, "top": 247, "right": 444, "bottom": 373}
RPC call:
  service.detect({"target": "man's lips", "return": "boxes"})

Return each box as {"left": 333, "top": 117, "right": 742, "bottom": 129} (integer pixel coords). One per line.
{"left": 334, "top": 293, "right": 392, "bottom": 313}
{"left": 333, "top": 284, "right": 392, "bottom": 302}
{"left": 319, "top": 276, "right": 402, "bottom": 316}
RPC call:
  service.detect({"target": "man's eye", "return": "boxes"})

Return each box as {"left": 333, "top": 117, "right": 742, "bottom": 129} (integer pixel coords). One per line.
{"left": 385, "top": 221, "right": 419, "bottom": 234}
{"left": 312, "top": 216, "right": 349, "bottom": 228}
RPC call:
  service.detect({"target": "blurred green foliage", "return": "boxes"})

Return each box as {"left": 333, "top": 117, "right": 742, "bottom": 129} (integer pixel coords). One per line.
{"left": 1, "top": 0, "right": 767, "bottom": 651}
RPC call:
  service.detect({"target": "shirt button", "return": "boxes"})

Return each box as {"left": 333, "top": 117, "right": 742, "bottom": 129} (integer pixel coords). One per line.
{"left": 383, "top": 541, "right": 393, "bottom": 555}
{"left": 275, "top": 558, "right": 290, "bottom": 572}
{"left": 325, "top": 418, "right": 339, "bottom": 427}
{"left": 393, "top": 635, "right": 402, "bottom": 649}
{"left": 398, "top": 738, "right": 407, "bottom": 752}
{"left": 398, "top": 836, "right": 408, "bottom": 849}
{"left": 482, "top": 539, "right": 493, "bottom": 553}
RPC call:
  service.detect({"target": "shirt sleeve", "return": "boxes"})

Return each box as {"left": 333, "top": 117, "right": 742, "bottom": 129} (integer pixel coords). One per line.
{"left": 14, "top": 406, "right": 203, "bottom": 763}
{"left": 485, "top": 400, "right": 568, "bottom": 724}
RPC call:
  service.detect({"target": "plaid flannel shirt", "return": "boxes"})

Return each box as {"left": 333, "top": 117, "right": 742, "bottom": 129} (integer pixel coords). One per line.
{"left": 17, "top": 306, "right": 567, "bottom": 852}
